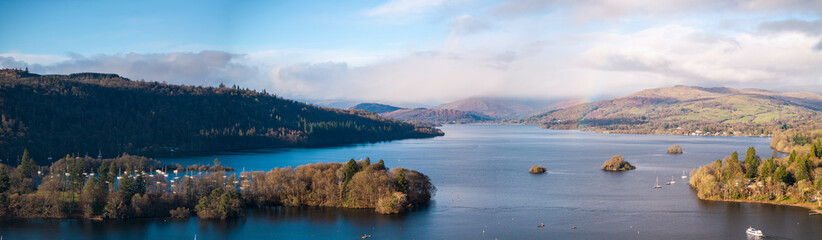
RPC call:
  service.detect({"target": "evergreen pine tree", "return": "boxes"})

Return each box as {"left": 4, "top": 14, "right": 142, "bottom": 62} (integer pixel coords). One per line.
{"left": 17, "top": 149, "right": 37, "bottom": 178}
{"left": 0, "top": 167, "right": 9, "bottom": 193}
{"left": 743, "top": 147, "right": 759, "bottom": 178}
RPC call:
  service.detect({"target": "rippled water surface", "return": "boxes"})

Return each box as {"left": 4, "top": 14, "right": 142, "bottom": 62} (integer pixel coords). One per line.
{"left": 3, "top": 124, "right": 820, "bottom": 239}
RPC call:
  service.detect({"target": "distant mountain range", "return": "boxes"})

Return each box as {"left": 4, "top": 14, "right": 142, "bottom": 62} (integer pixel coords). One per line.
{"left": 350, "top": 97, "right": 558, "bottom": 124}
{"left": 526, "top": 85, "right": 822, "bottom": 136}
{"left": 433, "top": 97, "right": 548, "bottom": 119}
{"left": 381, "top": 108, "right": 493, "bottom": 124}
{"left": 349, "top": 103, "right": 492, "bottom": 124}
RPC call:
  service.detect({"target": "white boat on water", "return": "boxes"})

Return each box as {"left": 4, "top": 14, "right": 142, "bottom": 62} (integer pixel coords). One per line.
{"left": 746, "top": 227, "right": 763, "bottom": 237}
{"left": 681, "top": 170, "right": 688, "bottom": 179}
{"left": 654, "top": 177, "right": 663, "bottom": 189}
{"left": 666, "top": 176, "right": 676, "bottom": 185}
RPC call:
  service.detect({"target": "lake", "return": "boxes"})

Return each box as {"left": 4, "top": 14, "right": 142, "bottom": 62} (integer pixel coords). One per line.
{"left": 3, "top": 124, "right": 820, "bottom": 239}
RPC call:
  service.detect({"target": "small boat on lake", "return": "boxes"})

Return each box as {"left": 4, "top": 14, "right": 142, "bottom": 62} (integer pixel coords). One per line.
{"left": 746, "top": 227, "right": 763, "bottom": 237}
{"left": 666, "top": 176, "right": 676, "bottom": 185}
{"left": 538, "top": 223, "right": 545, "bottom": 228}
{"left": 681, "top": 170, "right": 688, "bottom": 179}
{"left": 361, "top": 234, "right": 372, "bottom": 239}
{"left": 654, "top": 177, "right": 663, "bottom": 189}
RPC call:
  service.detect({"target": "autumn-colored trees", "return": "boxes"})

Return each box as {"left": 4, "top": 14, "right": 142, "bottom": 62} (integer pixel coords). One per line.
{"left": 667, "top": 144, "right": 683, "bottom": 154}
{"left": 690, "top": 142, "right": 822, "bottom": 206}
{"left": 528, "top": 165, "right": 547, "bottom": 174}
{"left": 601, "top": 155, "right": 636, "bottom": 171}
{"left": 239, "top": 159, "right": 434, "bottom": 214}
{"left": 0, "top": 151, "right": 435, "bottom": 219}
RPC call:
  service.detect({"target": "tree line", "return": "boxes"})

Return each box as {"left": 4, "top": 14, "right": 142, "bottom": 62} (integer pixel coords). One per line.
{"left": 0, "top": 149, "right": 434, "bottom": 219}
{"left": 0, "top": 69, "right": 443, "bottom": 165}
{"left": 689, "top": 141, "right": 822, "bottom": 206}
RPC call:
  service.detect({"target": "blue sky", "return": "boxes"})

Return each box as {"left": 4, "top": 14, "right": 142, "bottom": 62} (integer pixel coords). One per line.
{"left": 2, "top": 0, "right": 822, "bottom": 105}
{"left": 0, "top": 0, "right": 448, "bottom": 55}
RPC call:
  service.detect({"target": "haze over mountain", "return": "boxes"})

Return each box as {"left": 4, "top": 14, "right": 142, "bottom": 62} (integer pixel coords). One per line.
{"left": 380, "top": 108, "right": 493, "bottom": 124}
{"left": 528, "top": 85, "right": 822, "bottom": 136}
{"left": 349, "top": 103, "right": 491, "bottom": 124}
{"left": 433, "top": 97, "right": 552, "bottom": 119}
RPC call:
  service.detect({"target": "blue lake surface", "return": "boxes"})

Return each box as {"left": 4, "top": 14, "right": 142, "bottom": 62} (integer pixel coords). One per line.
{"left": 3, "top": 124, "right": 820, "bottom": 239}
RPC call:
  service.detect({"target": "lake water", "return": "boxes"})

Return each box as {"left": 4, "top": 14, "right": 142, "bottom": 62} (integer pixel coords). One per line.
{"left": 3, "top": 124, "right": 821, "bottom": 239}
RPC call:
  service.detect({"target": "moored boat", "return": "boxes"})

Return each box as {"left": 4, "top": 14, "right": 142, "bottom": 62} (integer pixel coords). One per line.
{"left": 746, "top": 227, "right": 763, "bottom": 237}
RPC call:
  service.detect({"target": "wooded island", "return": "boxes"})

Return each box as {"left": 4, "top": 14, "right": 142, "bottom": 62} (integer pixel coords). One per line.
{"left": 0, "top": 151, "right": 434, "bottom": 219}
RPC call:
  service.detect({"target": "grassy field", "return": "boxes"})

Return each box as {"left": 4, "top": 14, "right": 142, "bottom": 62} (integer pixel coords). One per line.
{"left": 529, "top": 86, "right": 822, "bottom": 135}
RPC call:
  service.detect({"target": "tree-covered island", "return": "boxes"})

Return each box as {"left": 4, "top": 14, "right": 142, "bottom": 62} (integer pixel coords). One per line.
{"left": 0, "top": 152, "right": 434, "bottom": 219}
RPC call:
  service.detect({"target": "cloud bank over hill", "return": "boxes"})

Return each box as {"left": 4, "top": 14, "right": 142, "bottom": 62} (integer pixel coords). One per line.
{"left": 2, "top": 0, "right": 822, "bottom": 104}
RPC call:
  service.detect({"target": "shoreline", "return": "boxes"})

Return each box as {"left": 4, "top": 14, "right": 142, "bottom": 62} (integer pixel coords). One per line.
{"left": 698, "top": 196, "right": 822, "bottom": 213}
{"left": 523, "top": 123, "right": 776, "bottom": 138}
{"left": 568, "top": 128, "right": 773, "bottom": 138}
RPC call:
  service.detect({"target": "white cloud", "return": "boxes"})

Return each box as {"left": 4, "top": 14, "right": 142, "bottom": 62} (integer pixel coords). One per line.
{"left": 580, "top": 24, "right": 822, "bottom": 85}
{"left": 366, "top": 0, "right": 448, "bottom": 17}
{"left": 5, "top": 1, "right": 822, "bottom": 105}
{"left": 488, "top": 0, "right": 822, "bottom": 21}
{"left": 264, "top": 22, "right": 822, "bottom": 103}
{"left": 2, "top": 51, "right": 265, "bottom": 89}
{"left": 450, "top": 14, "right": 490, "bottom": 35}
{"left": 268, "top": 62, "right": 349, "bottom": 98}
{"left": 758, "top": 18, "right": 822, "bottom": 35}
{"left": 0, "top": 53, "right": 69, "bottom": 66}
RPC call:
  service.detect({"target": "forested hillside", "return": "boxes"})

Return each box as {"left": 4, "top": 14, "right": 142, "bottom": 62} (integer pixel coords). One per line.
{"left": 0, "top": 69, "right": 442, "bottom": 164}
{"left": 380, "top": 108, "right": 493, "bottom": 124}
{"left": 348, "top": 103, "right": 404, "bottom": 114}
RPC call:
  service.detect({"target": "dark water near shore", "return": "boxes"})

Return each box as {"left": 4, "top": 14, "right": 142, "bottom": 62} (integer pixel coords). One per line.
{"left": 3, "top": 124, "right": 821, "bottom": 239}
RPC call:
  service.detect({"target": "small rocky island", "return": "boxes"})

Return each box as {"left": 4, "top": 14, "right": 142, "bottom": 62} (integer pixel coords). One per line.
{"left": 601, "top": 155, "right": 636, "bottom": 171}
{"left": 667, "top": 144, "right": 684, "bottom": 154}
{"left": 529, "top": 165, "right": 547, "bottom": 174}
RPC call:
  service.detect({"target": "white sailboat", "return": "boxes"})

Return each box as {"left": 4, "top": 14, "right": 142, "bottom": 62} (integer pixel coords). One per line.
{"left": 681, "top": 170, "right": 688, "bottom": 179}
{"left": 654, "top": 177, "right": 663, "bottom": 188}
{"left": 666, "top": 176, "right": 676, "bottom": 185}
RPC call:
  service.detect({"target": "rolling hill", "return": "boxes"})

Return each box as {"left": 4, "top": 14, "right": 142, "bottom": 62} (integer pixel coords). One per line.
{"left": 434, "top": 97, "right": 548, "bottom": 119}
{"left": 527, "top": 85, "right": 822, "bottom": 136}
{"left": 349, "top": 103, "right": 404, "bottom": 114}
{"left": 380, "top": 108, "right": 493, "bottom": 124}
{"left": 350, "top": 102, "right": 494, "bottom": 124}
{"left": 0, "top": 69, "right": 443, "bottom": 163}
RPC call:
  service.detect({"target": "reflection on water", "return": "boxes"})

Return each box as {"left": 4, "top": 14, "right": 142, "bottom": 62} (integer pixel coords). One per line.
{"left": 2, "top": 124, "right": 821, "bottom": 239}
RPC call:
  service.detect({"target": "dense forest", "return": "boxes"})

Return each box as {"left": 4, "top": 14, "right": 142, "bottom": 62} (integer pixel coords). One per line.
{"left": 689, "top": 137, "right": 822, "bottom": 210}
{"left": 0, "top": 151, "right": 434, "bottom": 219}
{"left": 770, "top": 122, "right": 822, "bottom": 153}
{"left": 0, "top": 69, "right": 442, "bottom": 164}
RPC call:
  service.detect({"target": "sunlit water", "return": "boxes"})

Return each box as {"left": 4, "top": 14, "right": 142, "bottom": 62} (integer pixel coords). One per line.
{"left": 3, "top": 124, "right": 820, "bottom": 239}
